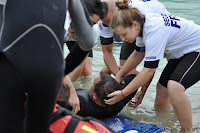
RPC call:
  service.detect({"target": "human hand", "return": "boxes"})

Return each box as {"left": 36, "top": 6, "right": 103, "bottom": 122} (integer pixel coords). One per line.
{"left": 115, "top": 75, "right": 125, "bottom": 84}
{"left": 104, "top": 90, "right": 124, "bottom": 105}
{"left": 68, "top": 92, "right": 80, "bottom": 114}
{"left": 100, "top": 67, "right": 111, "bottom": 75}
{"left": 129, "top": 90, "right": 145, "bottom": 108}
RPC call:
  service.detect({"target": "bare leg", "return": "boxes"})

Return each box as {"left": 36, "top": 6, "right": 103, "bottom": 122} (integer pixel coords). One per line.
{"left": 168, "top": 80, "right": 193, "bottom": 132}
{"left": 68, "top": 57, "right": 86, "bottom": 81}
{"left": 154, "top": 82, "right": 171, "bottom": 110}
{"left": 82, "top": 57, "right": 92, "bottom": 76}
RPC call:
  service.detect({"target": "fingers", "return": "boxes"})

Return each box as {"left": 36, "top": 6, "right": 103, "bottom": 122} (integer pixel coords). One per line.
{"left": 105, "top": 91, "right": 123, "bottom": 105}
{"left": 104, "top": 93, "right": 116, "bottom": 105}
{"left": 68, "top": 97, "right": 80, "bottom": 114}
{"left": 115, "top": 77, "right": 125, "bottom": 84}
{"left": 128, "top": 98, "right": 139, "bottom": 108}
{"left": 115, "top": 78, "right": 121, "bottom": 83}
{"left": 134, "top": 93, "right": 139, "bottom": 100}
{"left": 129, "top": 100, "right": 140, "bottom": 108}
{"left": 107, "top": 92, "right": 115, "bottom": 98}
{"left": 104, "top": 98, "right": 116, "bottom": 105}
{"left": 128, "top": 101, "right": 138, "bottom": 108}
{"left": 121, "top": 79, "right": 125, "bottom": 84}
{"left": 72, "top": 104, "right": 80, "bottom": 114}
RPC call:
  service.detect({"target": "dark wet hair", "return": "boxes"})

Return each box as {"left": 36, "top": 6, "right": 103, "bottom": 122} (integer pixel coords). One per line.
{"left": 94, "top": 74, "right": 120, "bottom": 106}
{"left": 83, "top": 0, "right": 108, "bottom": 19}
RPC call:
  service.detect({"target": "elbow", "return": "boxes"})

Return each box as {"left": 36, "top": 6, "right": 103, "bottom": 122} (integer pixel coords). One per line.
{"left": 77, "top": 31, "right": 95, "bottom": 51}
{"left": 143, "top": 67, "right": 156, "bottom": 77}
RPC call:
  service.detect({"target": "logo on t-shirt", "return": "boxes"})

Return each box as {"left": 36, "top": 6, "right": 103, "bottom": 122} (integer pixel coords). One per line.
{"left": 98, "top": 23, "right": 103, "bottom": 30}
{"left": 140, "top": 0, "right": 151, "bottom": 2}
{"left": 146, "top": 56, "right": 156, "bottom": 59}
{"left": 161, "top": 14, "right": 181, "bottom": 29}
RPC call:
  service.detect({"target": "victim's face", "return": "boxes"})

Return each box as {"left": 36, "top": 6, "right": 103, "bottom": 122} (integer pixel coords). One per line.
{"left": 114, "top": 22, "right": 140, "bottom": 43}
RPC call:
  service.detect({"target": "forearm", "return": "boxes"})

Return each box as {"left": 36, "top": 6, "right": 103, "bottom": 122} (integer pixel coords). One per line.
{"left": 117, "top": 50, "right": 144, "bottom": 78}
{"left": 63, "top": 75, "right": 80, "bottom": 114}
{"left": 141, "top": 73, "right": 154, "bottom": 92}
{"left": 63, "top": 75, "right": 76, "bottom": 94}
{"left": 102, "top": 44, "right": 119, "bottom": 76}
{"left": 123, "top": 67, "right": 155, "bottom": 96}
{"left": 104, "top": 52, "right": 119, "bottom": 76}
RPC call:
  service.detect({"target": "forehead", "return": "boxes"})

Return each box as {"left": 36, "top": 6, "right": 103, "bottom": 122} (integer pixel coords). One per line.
{"left": 94, "top": 75, "right": 101, "bottom": 83}
{"left": 114, "top": 26, "right": 127, "bottom": 34}
{"left": 90, "top": 76, "right": 101, "bottom": 93}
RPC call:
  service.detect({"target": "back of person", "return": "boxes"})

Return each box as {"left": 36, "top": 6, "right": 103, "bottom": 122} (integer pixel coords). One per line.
{"left": 131, "top": 0, "right": 169, "bottom": 15}
{"left": 98, "top": 0, "right": 169, "bottom": 39}
{"left": 138, "top": 13, "right": 200, "bottom": 60}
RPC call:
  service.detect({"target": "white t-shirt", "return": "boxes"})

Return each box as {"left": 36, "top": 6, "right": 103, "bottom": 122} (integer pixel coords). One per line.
{"left": 98, "top": 0, "right": 169, "bottom": 38}
{"left": 130, "top": 0, "right": 169, "bottom": 15}
{"left": 93, "top": 24, "right": 99, "bottom": 46}
{"left": 136, "top": 13, "right": 200, "bottom": 61}
{"left": 64, "top": 11, "right": 72, "bottom": 41}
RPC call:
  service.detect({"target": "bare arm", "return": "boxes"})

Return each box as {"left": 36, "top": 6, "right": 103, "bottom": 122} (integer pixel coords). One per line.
{"left": 105, "top": 67, "right": 156, "bottom": 105}
{"left": 115, "top": 50, "right": 144, "bottom": 82}
{"left": 63, "top": 75, "right": 80, "bottom": 114}
{"left": 102, "top": 44, "right": 119, "bottom": 76}
{"left": 129, "top": 73, "right": 154, "bottom": 108}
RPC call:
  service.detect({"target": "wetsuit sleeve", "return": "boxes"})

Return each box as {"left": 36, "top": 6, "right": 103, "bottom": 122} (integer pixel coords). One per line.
{"left": 64, "top": 0, "right": 95, "bottom": 74}
{"left": 68, "top": 0, "right": 95, "bottom": 51}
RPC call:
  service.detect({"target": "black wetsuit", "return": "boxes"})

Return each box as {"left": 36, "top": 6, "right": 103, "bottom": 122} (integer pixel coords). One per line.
{"left": 0, "top": 0, "right": 94, "bottom": 133}
{"left": 75, "top": 74, "right": 137, "bottom": 119}
{"left": 66, "top": 41, "right": 93, "bottom": 58}
{"left": 0, "top": 0, "right": 66, "bottom": 132}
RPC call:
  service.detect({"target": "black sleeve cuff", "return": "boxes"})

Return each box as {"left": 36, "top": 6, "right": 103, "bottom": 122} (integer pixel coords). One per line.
{"left": 135, "top": 45, "right": 145, "bottom": 52}
{"left": 144, "top": 60, "right": 159, "bottom": 68}
{"left": 100, "top": 36, "right": 113, "bottom": 45}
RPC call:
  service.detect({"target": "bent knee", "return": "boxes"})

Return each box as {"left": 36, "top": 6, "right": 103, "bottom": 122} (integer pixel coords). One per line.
{"left": 167, "top": 80, "right": 185, "bottom": 95}
{"left": 82, "top": 69, "right": 92, "bottom": 76}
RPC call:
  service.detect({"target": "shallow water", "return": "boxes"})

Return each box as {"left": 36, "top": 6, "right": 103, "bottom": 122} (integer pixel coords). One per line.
{"left": 67, "top": 0, "right": 200, "bottom": 132}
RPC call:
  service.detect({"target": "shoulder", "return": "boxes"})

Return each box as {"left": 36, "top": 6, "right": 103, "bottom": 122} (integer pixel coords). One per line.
{"left": 98, "top": 20, "right": 113, "bottom": 38}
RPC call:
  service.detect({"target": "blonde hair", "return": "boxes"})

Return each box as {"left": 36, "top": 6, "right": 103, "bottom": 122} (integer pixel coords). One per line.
{"left": 110, "top": 0, "right": 143, "bottom": 29}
